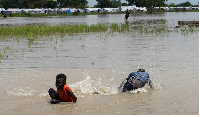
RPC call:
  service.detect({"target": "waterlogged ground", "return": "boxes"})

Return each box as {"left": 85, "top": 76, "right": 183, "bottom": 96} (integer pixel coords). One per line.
{"left": 0, "top": 12, "right": 199, "bottom": 115}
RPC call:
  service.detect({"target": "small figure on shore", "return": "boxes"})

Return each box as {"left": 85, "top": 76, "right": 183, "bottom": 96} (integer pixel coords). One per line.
{"left": 124, "top": 9, "right": 130, "bottom": 20}
{"left": 3, "top": 14, "right": 6, "bottom": 18}
{"left": 48, "top": 73, "right": 77, "bottom": 104}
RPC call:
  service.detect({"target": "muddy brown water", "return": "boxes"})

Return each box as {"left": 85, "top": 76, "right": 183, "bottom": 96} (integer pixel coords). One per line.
{"left": 0, "top": 12, "right": 199, "bottom": 115}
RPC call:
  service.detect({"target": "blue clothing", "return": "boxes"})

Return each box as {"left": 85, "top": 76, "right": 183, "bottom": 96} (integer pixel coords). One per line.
{"left": 127, "top": 72, "right": 149, "bottom": 84}
{"left": 122, "top": 71, "right": 150, "bottom": 92}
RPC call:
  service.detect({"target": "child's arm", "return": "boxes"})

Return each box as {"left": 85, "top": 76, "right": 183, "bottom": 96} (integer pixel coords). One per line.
{"left": 67, "top": 90, "right": 77, "bottom": 103}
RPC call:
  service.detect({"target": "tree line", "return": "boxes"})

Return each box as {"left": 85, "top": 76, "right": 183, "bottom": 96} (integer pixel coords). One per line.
{"left": 0, "top": 0, "right": 88, "bottom": 9}
{"left": 168, "top": 1, "right": 198, "bottom": 7}
{"left": 0, "top": 0, "right": 198, "bottom": 10}
{"left": 117, "top": 0, "right": 198, "bottom": 7}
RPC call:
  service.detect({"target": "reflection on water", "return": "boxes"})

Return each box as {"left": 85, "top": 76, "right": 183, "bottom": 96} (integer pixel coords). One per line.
{"left": 0, "top": 12, "right": 198, "bottom": 115}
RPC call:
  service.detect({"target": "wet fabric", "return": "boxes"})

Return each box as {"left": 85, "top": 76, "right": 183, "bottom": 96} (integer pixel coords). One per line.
{"left": 127, "top": 72, "right": 149, "bottom": 84}
{"left": 122, "top": 72, "right": 150, "bottom": 92}
{"left": 57, "top": 84, "right": 73, "bottom": 102}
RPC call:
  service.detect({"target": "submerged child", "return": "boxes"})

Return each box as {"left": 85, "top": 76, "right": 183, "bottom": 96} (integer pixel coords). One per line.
{"left": 48, "top": 73, "right": 77, "bottom": 104}
{"left": 119, "top": 69, "right": 152, "bottom": 92}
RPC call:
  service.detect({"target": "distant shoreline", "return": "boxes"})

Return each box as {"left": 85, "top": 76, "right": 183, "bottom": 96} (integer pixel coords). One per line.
{"left": 0, "top": 10, "right": 199, "bottom": 18}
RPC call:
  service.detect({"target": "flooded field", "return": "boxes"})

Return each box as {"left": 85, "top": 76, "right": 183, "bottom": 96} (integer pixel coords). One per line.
{"left": 0, "top": 12, "right": 199, "bottom": 115}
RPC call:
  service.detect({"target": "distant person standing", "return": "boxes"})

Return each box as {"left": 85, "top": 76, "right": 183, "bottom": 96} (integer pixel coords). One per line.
{"left": 1, "top": 10, "right": 6, "bottom": 18}
{"left": 3, "top": 14, "right": 6, "bottom": 18}
{"left": 125, "top": 9, "right": 130, "bottom": 20}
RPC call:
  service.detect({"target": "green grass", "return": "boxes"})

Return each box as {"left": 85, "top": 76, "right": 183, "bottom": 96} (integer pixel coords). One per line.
{"left": 0, "top": 21, "right": 198, "bottom": 38}
{"left": 110, "top": 23, "right": 130, "bottom": 32}
{"left": 132, "top": 19, "right": 199, "bottom": 35}
{"left": 0, "top": 23, "right": 131, "bottom": 38}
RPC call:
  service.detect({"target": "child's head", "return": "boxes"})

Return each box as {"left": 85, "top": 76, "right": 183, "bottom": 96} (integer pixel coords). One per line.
{"left": 137, "top": 69, "right": 145, "bottom": 72}
{"left": 55, "top": 73, "right": 67, "bottom": 89}
{"left": 56, "top": 73, "right": 67, "bottom": 82}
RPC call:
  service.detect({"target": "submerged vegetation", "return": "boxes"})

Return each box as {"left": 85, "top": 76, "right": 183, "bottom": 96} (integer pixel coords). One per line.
{"left": 0, "top": 21, "right": 198, "bottom": 39}
{"left": 131, "top": 19, "right": 199, "bottom": 35}
{"left": 0, "top": 23, "right": 108, "bottom": 38}
{"left": 0, "top": 21, "right": 198, "bottom": 61}
{"left": 0, "top": 23, "right": 132, "bottom": 38}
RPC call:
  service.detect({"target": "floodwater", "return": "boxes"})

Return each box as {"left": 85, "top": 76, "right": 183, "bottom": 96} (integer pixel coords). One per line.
{"left": 0, "top": 12, "right": 199, "bottom": 115}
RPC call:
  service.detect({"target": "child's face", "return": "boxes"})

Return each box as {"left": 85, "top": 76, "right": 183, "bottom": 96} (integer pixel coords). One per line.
{"left": 56, "top": 78, "right": 65, "bottom": 89}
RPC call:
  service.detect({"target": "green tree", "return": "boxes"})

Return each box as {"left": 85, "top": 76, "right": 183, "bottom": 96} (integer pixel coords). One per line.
{"left": 20, "top": 0, "right": 29, "bottom": 8}
{"left": 110, "top": 0, "right": 121, "bottom": 7}
{"left": 121, "top": 3, "right": 128, "bottom": 6}
{"left": 96, "top": 0, "right": 112, "bottom": 8}
{"left": 177, "top": 1, "right": 192, "bottom": 7}
{"left": 125, "top": 0, "right": 136, "bottom": 6}
{"left": 80, "top": 0, "right": 89, "bottom": 8}
{"left": 57, "top": 0, "right": 67, "bottom": 7}
{"left": 126, "top": 0, "right": 167, "bottom": 12}
{"left": 96, "top": 0, "right": 121, "bottom": 8}
{"left": 45, "top": 0, "right": 58, "bottom": 8}
{"left": 168, "top": 3, "right": 176, "bottom": 7}
{"left": 126, "top": 0, "right": 167, "bottom": 7}
{"left": 28, "top": 4, "right": 35, "bottom": 8}
{"left": 71, "top": 0, "right": 88, "bottom": 8}
{"left": 57, "top": 0, "right": 88, "bottom": 8}
{"left": 20, "top": 0, "right": 47, "bottom": 8}
{"left": 0, "top": 0, "right": 22, "bottom": 9}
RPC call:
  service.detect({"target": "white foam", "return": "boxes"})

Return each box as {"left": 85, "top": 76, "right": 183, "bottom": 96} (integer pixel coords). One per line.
{"left": 69, "top": 75, "right": 113, "bottom": 96}
{"left": 110, "top": 85, "right": 120, "bottom": 94}
{"left": 7, "top": 86, "right": 36, "bottom": 96}
{"left": 130, "top": 87, "right": 148, "bottom": 94}
{"left": 39, "top": 93, "right": 49, "bottom": 98}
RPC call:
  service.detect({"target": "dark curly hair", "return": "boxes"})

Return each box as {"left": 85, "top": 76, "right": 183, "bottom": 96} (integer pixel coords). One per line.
{"left": 56, "top": 73, "right": 67, "bottom": 82}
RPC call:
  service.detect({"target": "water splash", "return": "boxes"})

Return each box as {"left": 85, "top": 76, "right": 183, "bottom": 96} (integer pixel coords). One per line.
{"left": 130, "top": 87, "right": 148, "bottom": 94}
{"left": 149, "top": 63, "right": 162, "bottom": 90}
{"left": 69, "top": 72, "right": 154, "bottom": 97}
{"left": 69, "top": 75, "right": 119, "bottom": 96}
{"left": 151, "top": 80, "right": 162, "bottom": 89}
